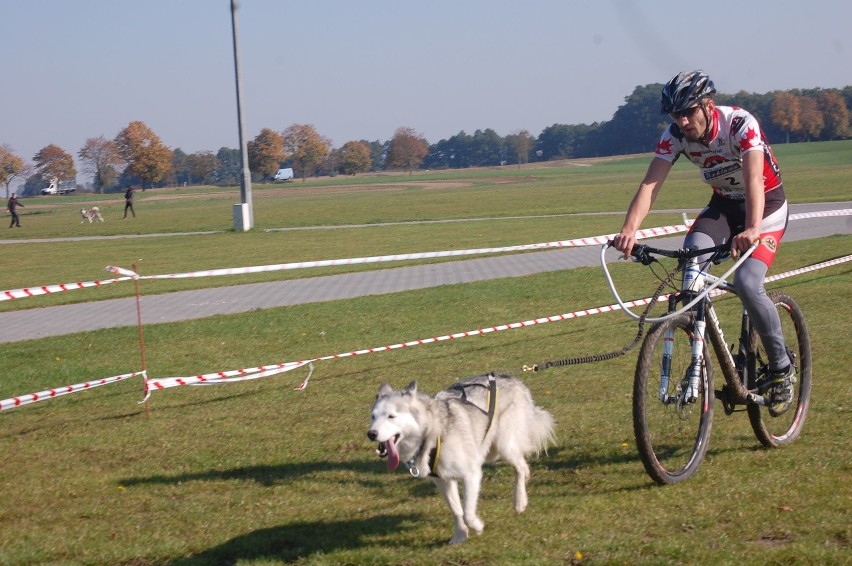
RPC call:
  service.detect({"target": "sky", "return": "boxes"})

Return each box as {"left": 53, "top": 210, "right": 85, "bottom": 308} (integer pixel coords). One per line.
{"left": 2, "top": 0, "right": 850, "bottom": 181}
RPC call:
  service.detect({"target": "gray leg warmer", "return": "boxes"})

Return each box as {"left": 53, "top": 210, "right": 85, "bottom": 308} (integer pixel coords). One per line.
{"left": 733, "top": 258, "right": 790, "bottom": 370}
{"left": 683, "top": 232, "right": 790, "bottom": 371}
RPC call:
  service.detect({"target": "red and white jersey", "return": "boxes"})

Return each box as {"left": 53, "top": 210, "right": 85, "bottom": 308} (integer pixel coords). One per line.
{"left": 654, "top": 105, "right": 782, "bottom": 199}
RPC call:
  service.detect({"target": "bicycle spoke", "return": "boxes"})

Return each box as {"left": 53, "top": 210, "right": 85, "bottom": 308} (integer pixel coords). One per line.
{"left": 634, "top": 314, "right": 713, "bottom": 484}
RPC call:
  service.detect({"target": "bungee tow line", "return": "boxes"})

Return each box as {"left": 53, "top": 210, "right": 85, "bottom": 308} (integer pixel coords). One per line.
{"left": 525, "top": 238, "right": 758, "bottom": 373}
{"left": 523, "top": 262, "right": 680, "bottom": 372}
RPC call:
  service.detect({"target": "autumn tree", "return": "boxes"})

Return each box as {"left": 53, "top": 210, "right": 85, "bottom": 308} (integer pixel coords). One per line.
{"left": 338, "top": 140, "right": 371, "bottom": 175}
{"left": 114, "top": 121, "right": 173, "bottom": 189}
{"left": 0, "top": 145, "right": 28, "bottom": 198}
{"left": 78, "top": 136, "right": 122, "bottom": 193}
{"left": 817, "top": 90, "right": 850, "bottom": 139}
{"left": 770, "top": 92, "right": 800, "bottom": 143}
{"left": 386, "top": 127, "right": 429, "bottom": 174}
{"left": 795, "top": 95, "right": 824, "bottom": 141}
{"left": 505, "top": 129, "right": 534, "bottom": 167}
{"left": 186, "top": 151, "right": 221, "bottom": 184}
{"left": 282, "top": 123, "right": 331, "bottom": 181}
{"left": 33, "top": 144, "right": 76, "bottom": 186}
{"left": 247, "top": 128, "right": 285, "bottom": 180}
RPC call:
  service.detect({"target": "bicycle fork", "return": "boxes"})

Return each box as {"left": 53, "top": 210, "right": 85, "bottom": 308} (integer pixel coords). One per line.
{"left": 658, "top": 294, "right": 706, "bottom": 404}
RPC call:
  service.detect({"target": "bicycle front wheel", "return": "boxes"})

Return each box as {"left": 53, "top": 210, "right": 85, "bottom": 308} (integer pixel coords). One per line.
{"left": 633, "top": 313, "right": 714, "bottom": 485}
{"left": 748, "top": 292, "right": 812, "bottom": 447}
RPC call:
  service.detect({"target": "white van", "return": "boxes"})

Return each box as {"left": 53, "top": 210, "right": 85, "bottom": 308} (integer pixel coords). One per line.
{"left": 273, "top": 168, "right": 294, "bottom": 181}
{"left": 40, "top": 177, "right": 76, "bottom": 195}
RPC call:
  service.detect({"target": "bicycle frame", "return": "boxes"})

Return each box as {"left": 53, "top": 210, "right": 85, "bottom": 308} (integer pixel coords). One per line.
{"left": 667, "top": 270, "right": 764, "bottom": 409}
{"left": 602, "top": 241, "right": 766, "bottom": 407}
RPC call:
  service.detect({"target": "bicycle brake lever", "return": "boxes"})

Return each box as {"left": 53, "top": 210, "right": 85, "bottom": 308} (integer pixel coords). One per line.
{"left": 711, "top": 241, "right": 733, "bottom": 264}
{"left": 631, "top": 244, "right": 654, "bottom": 265}
{"left": 711, "top": 250, "right": 731, "bottom": 265}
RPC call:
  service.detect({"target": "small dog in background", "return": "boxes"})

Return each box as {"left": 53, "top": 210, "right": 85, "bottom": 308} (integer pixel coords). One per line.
{"left": 80, "top": 207, "right": 104, "bottom": 223}
{"left": 368, "top": 373, "right": 555, "bottom": 544}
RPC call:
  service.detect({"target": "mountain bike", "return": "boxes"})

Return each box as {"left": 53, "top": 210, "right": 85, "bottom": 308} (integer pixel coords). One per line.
{"left": 600, "top": 240, "right": 812, "bottom": 484}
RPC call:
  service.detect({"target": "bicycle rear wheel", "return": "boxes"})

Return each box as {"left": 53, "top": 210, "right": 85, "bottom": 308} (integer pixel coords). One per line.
{"left": 633, "top": 313, "right": 714, "bottom": 484}
{"left": 747, "top": 292, "right": 812, "bottom": 446}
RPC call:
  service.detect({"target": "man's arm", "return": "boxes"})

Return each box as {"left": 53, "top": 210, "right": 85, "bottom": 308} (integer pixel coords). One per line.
{"left": 612, "top": 157, "right": 673, "bottom": 257}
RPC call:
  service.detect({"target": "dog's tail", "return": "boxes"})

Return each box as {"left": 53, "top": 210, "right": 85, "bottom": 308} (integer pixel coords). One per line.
{"left": 527, "top": 406, "right": 556, "bottom": 456}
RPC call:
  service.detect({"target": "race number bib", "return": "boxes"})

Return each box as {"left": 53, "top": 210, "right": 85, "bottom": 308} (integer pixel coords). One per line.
{"left": 701, "top": 160, "right": 745, "bottom": 198}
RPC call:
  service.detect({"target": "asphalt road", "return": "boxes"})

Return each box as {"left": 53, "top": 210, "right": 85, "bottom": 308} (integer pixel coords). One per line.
{"left": 1, "top": 202, "right": 849, "bottom": 344}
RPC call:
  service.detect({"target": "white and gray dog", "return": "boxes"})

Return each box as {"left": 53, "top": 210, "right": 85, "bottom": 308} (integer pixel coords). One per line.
{"left": 80, "top": 207, "right": 104, "bottom": 223}
{"left": 368, "top": 373, "right": 555, "bottom": 544}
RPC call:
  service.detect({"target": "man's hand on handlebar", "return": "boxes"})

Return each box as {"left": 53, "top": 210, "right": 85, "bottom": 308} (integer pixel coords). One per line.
{"left": 611, "top": 231, "right": 638, "bottom": 260}
{"left": 731, "top": 227, "right": 761, "bottom": 259}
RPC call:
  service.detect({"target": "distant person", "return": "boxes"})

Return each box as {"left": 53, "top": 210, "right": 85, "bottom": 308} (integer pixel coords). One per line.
{"left": 7, "top": 192, "right": 24, "bottom": 228}
{"left": 123, "top": 186, "right": 136, "bottom": 219}
{"left": 612, "top": 70, "right": 794, "bottom": 416}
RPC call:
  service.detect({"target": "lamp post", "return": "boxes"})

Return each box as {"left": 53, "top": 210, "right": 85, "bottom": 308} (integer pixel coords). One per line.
{"left": 230, "top": 0, "right": 253, "bottom": 231}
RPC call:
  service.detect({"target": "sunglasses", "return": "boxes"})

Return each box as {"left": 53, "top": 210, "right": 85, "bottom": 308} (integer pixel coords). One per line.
{"left": 670, "top": 105, "right": 702, "bottom": 120}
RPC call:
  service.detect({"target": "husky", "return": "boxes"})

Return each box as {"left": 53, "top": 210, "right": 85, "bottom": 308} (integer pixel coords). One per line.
{"left": 80, "top": 207, "right": 104, "bottom": 223}
{"left": 367, "top": 373, "right": 555, "bottom": 544}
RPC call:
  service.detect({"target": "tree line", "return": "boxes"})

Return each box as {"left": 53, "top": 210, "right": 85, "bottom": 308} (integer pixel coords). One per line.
{"left": 2, "top": 84, "right": 850, "bottom": 198}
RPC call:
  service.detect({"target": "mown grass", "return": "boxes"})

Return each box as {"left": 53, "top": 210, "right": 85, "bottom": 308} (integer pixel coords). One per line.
{"left": 0, "top": 142, "right": 850, "bottom": 565}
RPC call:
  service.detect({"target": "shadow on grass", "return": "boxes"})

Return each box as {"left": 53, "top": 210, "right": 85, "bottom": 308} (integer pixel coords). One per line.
{"left": 166, "top": 513, "right": 422, "bottom": 565}
{"left": 121, "top": 458, "right": 419, "bottom": 491}
{"left": 542, "top": 442, "right": 768, "bottom": 494}
{"left": 545, "top": 446, "right": 637, "bottom": 471}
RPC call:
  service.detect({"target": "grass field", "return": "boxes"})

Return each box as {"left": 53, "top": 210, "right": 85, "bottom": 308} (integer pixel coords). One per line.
{"left": 1, "top": 141, "right": 850, "bottom": 565}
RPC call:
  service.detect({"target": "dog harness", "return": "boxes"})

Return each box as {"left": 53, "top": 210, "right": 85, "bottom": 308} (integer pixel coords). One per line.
{"left": 407, "top": 373, "right": 498, "bottom": 478}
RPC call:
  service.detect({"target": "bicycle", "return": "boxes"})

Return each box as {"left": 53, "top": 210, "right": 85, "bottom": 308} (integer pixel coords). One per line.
{"left": 600, "top": 240, "right": 812, "bottom": 484}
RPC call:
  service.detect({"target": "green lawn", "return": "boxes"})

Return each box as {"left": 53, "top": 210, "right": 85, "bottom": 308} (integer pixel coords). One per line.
{"left": 0, "top": 142, "right": 850, "bottom": 565}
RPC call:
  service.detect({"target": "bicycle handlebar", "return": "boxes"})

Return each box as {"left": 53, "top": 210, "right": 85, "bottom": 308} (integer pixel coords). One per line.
{"left": 625, "top": 242, "right": 732, "bottom": 265}
{"left": 601, "top": 239, "right": 758, "bottom": 324}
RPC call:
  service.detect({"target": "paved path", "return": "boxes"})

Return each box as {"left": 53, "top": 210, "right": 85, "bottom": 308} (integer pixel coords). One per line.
{"left": 1, "top": 202, "right": 849, "bottom": 344}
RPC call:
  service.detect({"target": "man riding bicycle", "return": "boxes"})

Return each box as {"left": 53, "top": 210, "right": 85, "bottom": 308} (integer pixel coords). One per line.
{"left": 612, "top": 71, "right": 794, "bottom": 416}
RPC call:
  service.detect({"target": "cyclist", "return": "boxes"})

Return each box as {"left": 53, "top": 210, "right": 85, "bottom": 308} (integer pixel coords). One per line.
{"left": 612, "top": 70, "right": 794, "bottom": 416}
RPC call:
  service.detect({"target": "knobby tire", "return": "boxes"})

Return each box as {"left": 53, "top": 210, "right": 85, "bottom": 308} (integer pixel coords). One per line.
{"left": 633, "top": 313, "right": 714, "bottom": 485}
{"left": 747, "top": 292, "right": 812, "bottom": 447}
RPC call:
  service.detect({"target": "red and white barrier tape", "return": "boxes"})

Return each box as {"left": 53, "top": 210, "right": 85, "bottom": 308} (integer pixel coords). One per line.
{"left": 0, "top": 371, "right": 143, "bottom": 412}
{"left": 116, "top": 209, "right": 852, "bottom": 281}
{"left": 136, "top": 224, "right": 687, "bottom": 281}
{"left": 1, "top": 223, "right": 691, "bottom": 300}
{"left": 139, "top": 296, "right": 665, "bottom": 395}
{"left": 764, "top": 254, "right": 852, "bottom": 283}
{"left": 4, "top": 227, "right": 682, "bottom": 299}
{"left": 143, "top": 361, "right": 312, "bottom": 394}
{"left": 1, "top": 276, "right": 132, "bottom": 302}
{"left": 2, "top": 209, "right": 848, "bottom": 301}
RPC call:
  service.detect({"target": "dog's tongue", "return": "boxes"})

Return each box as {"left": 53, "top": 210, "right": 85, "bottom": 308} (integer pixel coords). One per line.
{"left": 386, "top": 436, "right": 400, "bottom": 472}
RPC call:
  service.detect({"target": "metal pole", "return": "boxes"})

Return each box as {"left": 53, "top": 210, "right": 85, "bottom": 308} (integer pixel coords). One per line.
{"left": 231, "top": 0, "right": 253, "bottom": 229}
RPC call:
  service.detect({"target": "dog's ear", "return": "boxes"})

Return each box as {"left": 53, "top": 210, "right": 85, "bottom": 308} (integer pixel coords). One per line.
{"left": 377, "top": 383, "right": 393, "bottom": 399}
{"left": 404, "top": 381, "right": 417, "bottom": 395}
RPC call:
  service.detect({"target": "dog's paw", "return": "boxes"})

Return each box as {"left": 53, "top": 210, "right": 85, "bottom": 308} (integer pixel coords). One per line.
{"left": 466, "top": 516, "right": 484, "bottom": 535}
